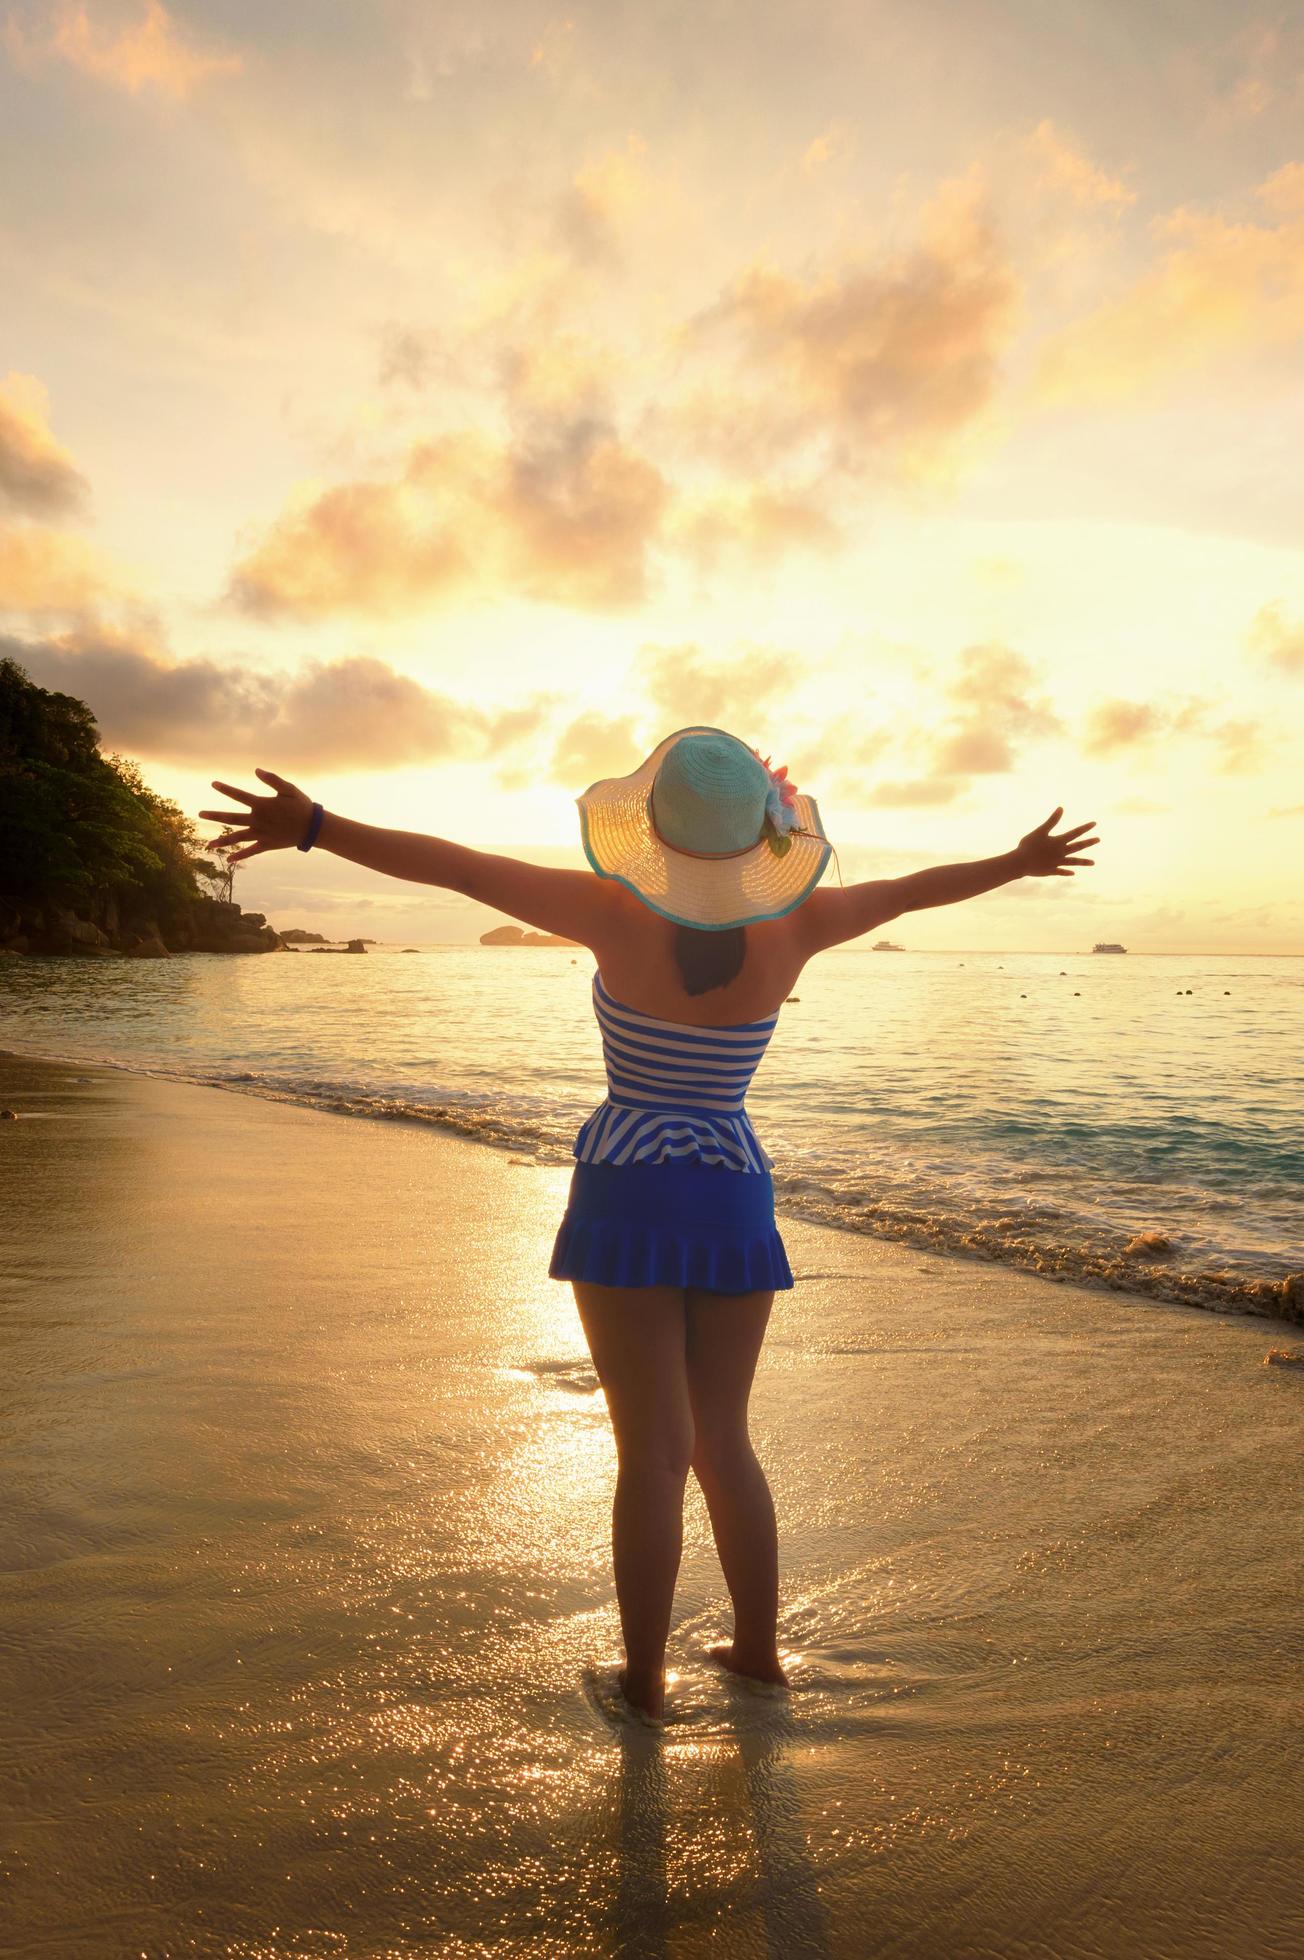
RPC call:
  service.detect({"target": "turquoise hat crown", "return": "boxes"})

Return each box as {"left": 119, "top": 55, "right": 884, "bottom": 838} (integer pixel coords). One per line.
{"left": 650, "top": 732, "right": 769, "bottom": 855}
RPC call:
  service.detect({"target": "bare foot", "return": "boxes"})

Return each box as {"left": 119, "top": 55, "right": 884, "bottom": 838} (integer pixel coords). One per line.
{"left": 707, "top": 1641, "right": 789, "bottom": 1686}
{"left": 618, "top": 1666, "right": 665, "bottom": 1722}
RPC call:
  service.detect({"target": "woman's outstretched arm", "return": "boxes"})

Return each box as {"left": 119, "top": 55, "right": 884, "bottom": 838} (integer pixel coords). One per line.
{"left": 795, "top": 807, "right": 1099, "bottom": 956}
{"left": 198, "top": 768, "right": 624, "bottom": 946}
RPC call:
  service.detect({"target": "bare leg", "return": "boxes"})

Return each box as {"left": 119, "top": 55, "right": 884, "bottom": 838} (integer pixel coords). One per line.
{"left": 685, "top": 1287, "right": 788, "bottom": 1685}
{"left": 572, "top": 1281, "right": 694, "bottom": 1720}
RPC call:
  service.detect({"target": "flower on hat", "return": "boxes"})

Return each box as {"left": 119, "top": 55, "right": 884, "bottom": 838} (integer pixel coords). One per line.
{"left": 751, "top": 749, "right": 800, "bottom": 856}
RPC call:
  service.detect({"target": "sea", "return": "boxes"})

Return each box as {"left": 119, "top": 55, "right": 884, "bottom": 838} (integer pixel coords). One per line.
{"left": 2, "top": 942, "right": 1300, "bottom": 1318}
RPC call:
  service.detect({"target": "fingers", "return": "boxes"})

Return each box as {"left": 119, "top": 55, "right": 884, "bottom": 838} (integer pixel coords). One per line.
{"left": 198, "top": 808, "right": 254, "bottom": 824}
{"left": 1060, "top": 855, "right": 1094, "bottom": 866}
{"left": 1040, "top": 805, "right": 1064, "bottom": 832}
{"left": 227, "top": 841, "right": 271, "bottom": 862}
{"left": 210, "top": 780, "right": 259, "bottom": 807}
{"left": 255, "top": 767, "right": 294, "bottom": 792}
{"left": 212, "top": 829, "right": 255, "bottom": 847}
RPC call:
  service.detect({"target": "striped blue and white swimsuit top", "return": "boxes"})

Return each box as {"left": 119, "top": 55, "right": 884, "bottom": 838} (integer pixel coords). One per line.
{"left": 573, "top": 972, "right": 779, "bottom": 1174}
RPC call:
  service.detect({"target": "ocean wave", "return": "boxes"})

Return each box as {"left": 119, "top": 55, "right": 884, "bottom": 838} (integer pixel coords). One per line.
{"left": 769, "top": 1174, "right": 1304, "bottom": 1327}
{"left": 5, "top": 1039, "right": 1301, "bottom": 1328}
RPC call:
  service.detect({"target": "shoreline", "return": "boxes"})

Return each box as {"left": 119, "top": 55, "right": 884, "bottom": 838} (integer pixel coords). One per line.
{"left": 2, "top": 1034, "right": 1299, "bottom": 1329}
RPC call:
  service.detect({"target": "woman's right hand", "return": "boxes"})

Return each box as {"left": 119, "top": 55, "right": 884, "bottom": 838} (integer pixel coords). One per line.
{"left": 198, "top": 768, "right": 314, "bottom": 862}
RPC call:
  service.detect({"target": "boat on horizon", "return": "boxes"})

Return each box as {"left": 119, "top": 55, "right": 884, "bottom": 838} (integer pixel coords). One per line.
{"left": 1092, "top": 942, "right": 1127, "bottom": 954}
{"left": 872, "top": 939, "right": 906, "bottom": 951}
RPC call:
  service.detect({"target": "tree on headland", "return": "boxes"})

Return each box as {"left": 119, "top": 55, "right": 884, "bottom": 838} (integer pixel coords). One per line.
{"left": 203, "top": 837, "right": 236, "bottom": 906}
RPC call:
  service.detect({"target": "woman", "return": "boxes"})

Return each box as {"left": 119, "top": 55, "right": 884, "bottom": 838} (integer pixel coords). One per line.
{"left": 200, "top": 726, "right": 1097, "bottom": 1723}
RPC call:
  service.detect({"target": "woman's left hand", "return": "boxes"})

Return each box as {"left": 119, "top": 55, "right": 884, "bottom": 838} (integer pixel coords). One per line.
{"left": 198, "top": 769, "right": 314, "bottom": 862}
{"left": 1014, "top": 808, "right": 1100, "bottom": 877}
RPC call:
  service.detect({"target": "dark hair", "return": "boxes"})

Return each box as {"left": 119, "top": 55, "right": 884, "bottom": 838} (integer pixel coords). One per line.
{"left": 672, "top": 923, "right": 745, "bottom": 996}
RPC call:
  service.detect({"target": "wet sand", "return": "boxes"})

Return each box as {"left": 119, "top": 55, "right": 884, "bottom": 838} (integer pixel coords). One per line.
{"left": 1, "top": 1049, "right": 1302, "bottom": 1959}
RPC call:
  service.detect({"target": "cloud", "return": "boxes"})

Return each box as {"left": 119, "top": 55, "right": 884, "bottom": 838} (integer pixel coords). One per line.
{"left": 1031, "top": 164, "right": 1304, "bottom": 407}
{"left": 376, "top": 327, "right": 448, "bottom": 392}
{"left": 1082, "top": 693, "right": 1214, "bottom": 756}
{"left": 758, "top": 639, "right": 1064, "bottom": 814}
{"left": 668, "top": 485, "right": 840, "bottom": 573}
{"left": 0, "top": 521, "right": 120, "bottom": 612}
{"left": 1020, "top": 120, "right": 1137, "bottom": 211}
{"left": 1082, "top": 693, "right": 1264, "bottom": 775}
{"left": 1188, "top": 18, "right": 1304, "bottom": 135}
{"left": 928, "top": 642, "right": 1062, "bottom": 776}
{"left": 943, "top": 642, "right": 1061, "bottom": 729}
{"left": 864, "top": 778, "right": 964, "bottom": 808}
{"left": 551, "top": 183, "right": 622, "bottom": 270}
{"left": 846, "top": 641, "right": 1060, "bottom": 808}
{"left": 549, "top": 135, "right": 652, "bottom": 270}
{"left": 931, "top": 724, "right": 1016, "bottom": 774}
{"left": 635, "top": 380, "right": 815, "bottom": 479}
{"left": 1209, "top": 717, "right": 1263, "bottom": 775}
{"left": 1082, "top": 698, "right": 1166, "bottom": 754}
{"left": 227, "top": 459, "right": 470, "bottom": 621}
{"left": 689, "top": 173, "right": 1022, "bottom": 480}
{"left": 636, "top": 641, "right": 795, "bottom": 734}
{"left": 1247, "top": 600, "right": 1304, "bottom": 677}
{"left": 495, "top": 417, "right": 666, "bottom": 608}
{"left": 549, "top": 711, "right": 642, "bottom": 788}
{"left": 801, "top": 121, "right": 854, "bottom": 176}
{"left": 493, "top": 332, "right": 615, "bottom": 423}
{"left": 229, "top": 417, "right": 669, "bottom": 619}
{"left": 3, "top": 0, "right": 243, "bottom": 99}
{"left": 0, "top": 373, "right": 89, "bottom": 520}
{"left": 1269, "top": 804, "right": 1304, "bottom": 818}
{"left": 533, "top": 642, "right": 814, "bottom": 791}
{"left": 513, "top": 642, "right": 809, "bottom": 791}
{"left": 3, "top": 627, "right": 547, "bottom": 771}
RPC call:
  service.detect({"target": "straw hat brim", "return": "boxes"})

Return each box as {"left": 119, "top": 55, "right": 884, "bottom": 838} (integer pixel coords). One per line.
{"left": 577, "top": 725, "right": 832, "bottom": 931}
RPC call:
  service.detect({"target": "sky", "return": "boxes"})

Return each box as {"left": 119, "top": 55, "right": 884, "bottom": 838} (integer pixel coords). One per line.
{"left": 2, "top": 0, "right": 1302, "bottom": 952}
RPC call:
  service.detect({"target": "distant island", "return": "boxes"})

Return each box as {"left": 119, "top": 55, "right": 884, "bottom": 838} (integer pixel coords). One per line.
{"left": 872, "top": 938, "right": 906, "bottom": 952}
{"left": 1092, "top": 942, "right": 1127, "bottom": 954}
{"left": 280, "top": 928, "right": 328, "bottom": 944}
{"left": 0, "top": 656, "right": 283, "bottom": 958}
{"left": 480, "top": 926, "right": 580, "bottom": 948}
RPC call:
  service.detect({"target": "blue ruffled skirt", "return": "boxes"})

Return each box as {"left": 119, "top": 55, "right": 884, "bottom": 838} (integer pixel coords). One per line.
{"left": 549, "top": 1157, "right": 794, "bottom": 1294}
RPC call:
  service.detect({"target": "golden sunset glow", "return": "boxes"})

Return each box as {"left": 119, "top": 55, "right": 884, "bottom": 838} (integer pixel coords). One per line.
{"left": 2, "top": 2, "right": 1301, "bottom": 949}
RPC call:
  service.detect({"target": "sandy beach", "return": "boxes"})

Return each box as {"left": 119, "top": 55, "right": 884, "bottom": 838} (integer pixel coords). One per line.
{"left": 2, "top": 1047, "right": 1302, "bottom": 1959}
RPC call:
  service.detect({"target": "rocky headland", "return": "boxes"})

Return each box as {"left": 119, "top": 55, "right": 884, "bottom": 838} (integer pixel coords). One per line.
{"left": 479, "top": 925, "right": 579, "bottom": 947}
{"left": 0, "top": 896, "right": 284, "bottom": 958}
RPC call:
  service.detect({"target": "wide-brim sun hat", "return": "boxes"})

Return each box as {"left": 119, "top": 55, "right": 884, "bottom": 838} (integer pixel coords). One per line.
{"left": 577, "top": 725, "right": 833, "bottom": 930}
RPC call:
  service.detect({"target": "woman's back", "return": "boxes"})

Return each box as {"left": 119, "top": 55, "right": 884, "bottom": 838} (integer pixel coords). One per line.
{"left": 592, "top": 891, "right": 806, "bottom": 1026}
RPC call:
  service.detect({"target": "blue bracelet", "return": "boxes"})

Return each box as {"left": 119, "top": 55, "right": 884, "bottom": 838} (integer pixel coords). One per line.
{"left": 297, "top": 802, "right": 324, "bottom": 852}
